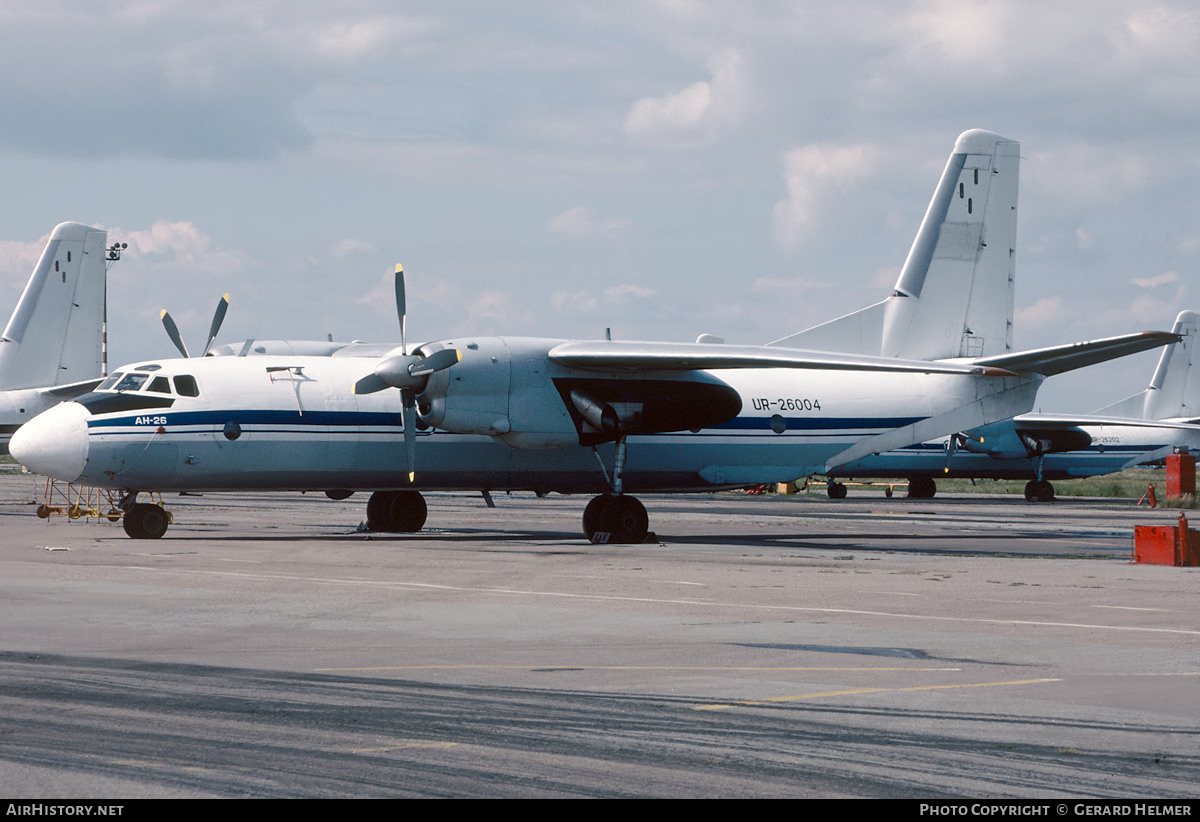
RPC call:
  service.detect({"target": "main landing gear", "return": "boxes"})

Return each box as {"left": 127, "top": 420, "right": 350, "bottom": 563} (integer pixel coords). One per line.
{"left": 1023, "top": 454, "right": 1055, "bottom": 502}
{"left": 1024, "top": 479, "right": 1055, "bottom": 502}
{"left": 581, "top": 435, "right": 651, "bottom": 544}
{"left": 826, "top": 481, "right": 848, "bottom": 499}
{"left": 366, "top": 490, "right": 428, "bottom": 532}
{"left": 907, "top": 476, "right": 937, "bottom": 499}
{"left": 121, "top": 496, "right": 171, "bottom": 539}
{"left": 582, "top": 493, "right": 649, "bottom": 544}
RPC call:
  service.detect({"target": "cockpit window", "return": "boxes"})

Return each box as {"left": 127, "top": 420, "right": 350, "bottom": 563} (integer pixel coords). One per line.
{"left": 113, "top": 373, "right": 149, "bottom": 392}
{"left": 147, "top": 376, "right": 172, "bottom": 393}
{"left": 97, "top": 372, "right": 124, "bottom": 390}
{"left": 174, "top": 375, "right": 199, "bottom": 397}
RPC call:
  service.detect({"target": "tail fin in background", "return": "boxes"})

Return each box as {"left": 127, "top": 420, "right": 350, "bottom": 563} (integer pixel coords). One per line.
{"left": 1093, "top": 310, "right": 1200, "bottom": 421}
{"left": 0, "top": 222, "right": 108, "bottom": 390}
{"left": 770, "top": 130, "right": 1019, "bottom": 360}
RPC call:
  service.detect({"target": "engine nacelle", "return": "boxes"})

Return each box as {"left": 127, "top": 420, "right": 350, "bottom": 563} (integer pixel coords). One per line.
{"left": 415, "top": 336, "right": 743, "bottom": 450}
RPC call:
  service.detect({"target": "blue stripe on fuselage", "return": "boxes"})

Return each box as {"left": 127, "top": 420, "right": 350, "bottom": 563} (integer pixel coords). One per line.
{"left": 85, "top": 409, "right": 927, "bottom": 434}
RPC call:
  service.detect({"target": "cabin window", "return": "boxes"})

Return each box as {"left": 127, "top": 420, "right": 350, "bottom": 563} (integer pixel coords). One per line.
{"left": 113, "top": 373, "right": 149, "bottom": 392}
{"left": 174, "top": 375, "right": 199, "bottom": 397}
{"left": 147, "top": 376, "right": 172, "bottom": 393}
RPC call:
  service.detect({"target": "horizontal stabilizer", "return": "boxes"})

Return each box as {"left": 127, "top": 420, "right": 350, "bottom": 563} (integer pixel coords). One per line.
{"left": 43, "top": 377, "right": 104, "bottom": 399}
{"left": 550, "top": 340, "right": 1017, "bottom": 377}
{"left": 971, "top": 331, "right": 1177, "bottom": 377}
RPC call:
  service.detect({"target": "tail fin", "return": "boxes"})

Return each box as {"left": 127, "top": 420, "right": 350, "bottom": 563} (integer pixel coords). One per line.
{"left": 1093, "top": 311, "right": 1200, "bottom": 421}
{"left": 771, "top": 130, "right": 1019, "bottom": 360}
{"left": 0, "top": 222, "right": 108, "bottom": 390}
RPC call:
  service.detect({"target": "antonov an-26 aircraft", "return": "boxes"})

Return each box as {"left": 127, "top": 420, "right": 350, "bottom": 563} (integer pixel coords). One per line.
{"left": 9, "top": 132, "right": 1177, "bottom": 541}
{"left": 0, "top": 222, "right": 113, "bottom": 453}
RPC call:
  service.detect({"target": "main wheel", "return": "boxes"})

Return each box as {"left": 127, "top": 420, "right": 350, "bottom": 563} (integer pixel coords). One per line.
{"left": 907, "top": 477, "right": 936, "bottom": 499}
{"left": 123, "top": 503, "right": 169, "bottom": 539}
{"left": 387, "top": 490, "right": 427, "bottom": 532}
{"left": 827, "top": 481, "right": 847, "bottom": 500}
{"left": 1036, "top": 480, "right": 1055, "bottom": 502}
{"left": 366, "top": 490, "right": 392, "bottom": 531}
{"left": 366, "top": 490, "right": 428, "bottom": 532}
{"left": 582, "top": 494, "right": 614, "bottom": 540}
{"left": 596, "top": 495, "right": 649, "bottom": 544}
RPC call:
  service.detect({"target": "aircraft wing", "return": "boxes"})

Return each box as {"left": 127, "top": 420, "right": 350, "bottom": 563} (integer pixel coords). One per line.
{"left": 822, "top": 380, "right": 1039, "bottom": 472}
{"left": 971, "top": 331, "right": 1178, "bottom": 376}
{"left": 549, "top": 341, "right": 1017, "bottom": 376}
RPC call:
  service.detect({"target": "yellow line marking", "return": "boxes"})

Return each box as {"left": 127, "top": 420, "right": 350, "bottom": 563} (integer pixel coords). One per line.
{"left": 315, "top": 665, "right": 963, "bottom": 673}
{"left": 694, "top": 677, "right": 1061, "bottom": 710}
{"left": 350, "top": 742, "right": 458, "bottom": 753}
{"left": 1092, "top": 605, "right": 1169, "bottom": 612}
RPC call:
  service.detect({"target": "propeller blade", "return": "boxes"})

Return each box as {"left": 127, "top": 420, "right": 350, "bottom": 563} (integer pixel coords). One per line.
{"left": 402, "top": 387, "right": 417, "bottom": 482}
{"left": 160, "top": 310, "right": 190, "bottom": 358}
{"left": 943, "top": 434, "right": 962, "bottom": 474}
{"left": 353, "top": 373, "right": 391, "bottom": 395}
{"left": 407, "top": 348, "right": 462, "bottom": 378}
{"left": 395, "top": 265, "right": 407, "bottom": 356}
{"left": 201, "top": 293, "right": 231, "bottom": 357}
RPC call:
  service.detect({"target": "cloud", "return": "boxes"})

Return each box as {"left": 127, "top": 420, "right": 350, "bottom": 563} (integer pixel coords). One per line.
{"left": 549, "top": 207, "right": 630, "bottom": 240}
{"left": 1132, "top": 271, "right": 1180, "bottom": 289}
{"left": 332, "top": 238, "right": 379, "bottom": 258}
{"left": 749, "top": 277, "right": 832, "bottom": 296}
{"left": 773, "top": 142, "right": 877, "bottom": 250}
{"left": 553, "top": 289, "right": 599, "bottom": 314}
{"left": 123, "top": 221, "right": 248, "bottom": 274}
{"left": 622, "top": 50, "right": 744, "bottom": 146}
{"left": 0, "top": 3, "right": 431, "bottom": 160}
{"left": 1016, "top": 296, "right": 1072, "bottom": 331}
{"left": 604, "top": 284, "right": 656, "bottom": 301}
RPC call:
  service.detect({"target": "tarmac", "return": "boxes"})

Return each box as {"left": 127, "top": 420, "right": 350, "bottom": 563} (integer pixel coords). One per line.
{"left": 1, "top": 471, "right": 1197, "bottom": 798}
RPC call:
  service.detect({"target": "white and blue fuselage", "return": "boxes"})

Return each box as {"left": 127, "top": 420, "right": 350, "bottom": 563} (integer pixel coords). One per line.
{"left": 12, "top": 336, "right": 1039, "bottom": 496}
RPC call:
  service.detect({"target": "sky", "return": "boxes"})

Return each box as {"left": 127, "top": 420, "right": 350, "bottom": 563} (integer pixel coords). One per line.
{"left": 0, "top": 0, "right": 1197, "bottom": 412}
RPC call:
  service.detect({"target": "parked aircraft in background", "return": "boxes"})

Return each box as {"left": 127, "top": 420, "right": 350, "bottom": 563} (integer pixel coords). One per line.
{"left": 769, "top": 129, "right": 1200, "bottom": 501}
{"left": 826, "top": 311, "right": 1200, "bottom": 501}
{"left": 8, "top": 133, "right": 1178, "bottom": 540}
{"left": 0, "top": 222, "right": 115, "bottom": 454}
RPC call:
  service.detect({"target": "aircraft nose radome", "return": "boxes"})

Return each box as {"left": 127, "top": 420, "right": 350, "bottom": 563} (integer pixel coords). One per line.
{"left": 10, "top": 402, "right": 90, "bottom": 482}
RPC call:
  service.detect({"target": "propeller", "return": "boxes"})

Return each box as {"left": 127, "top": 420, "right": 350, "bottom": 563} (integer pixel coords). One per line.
{"left": 943, "top": 432, "right": 987, "bottom": 473}
{"left": 161, "top": 293, "right": 231, "bottom": 358}
{"left": 943, "top": 433, "right": 962, "bottom": 474}
{"left": 353, "top": 265, "right": 461, "bottom": 480}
